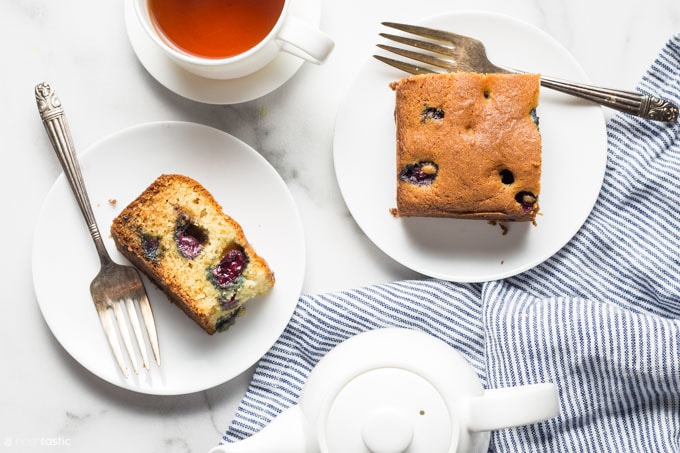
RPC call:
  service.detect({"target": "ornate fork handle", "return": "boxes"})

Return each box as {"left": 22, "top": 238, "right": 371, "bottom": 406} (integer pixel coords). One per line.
{"left": 533, "top": 74, "right": 679, "bottom": 122}
{"left": 35, "top": 82, "right": 112, "bottom": 264}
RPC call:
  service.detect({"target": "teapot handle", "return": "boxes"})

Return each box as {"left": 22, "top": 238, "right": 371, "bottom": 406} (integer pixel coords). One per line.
{"left": 208, "top": 405, "right": 309, "bottom": 453}
{"left": 465, "top": 382, "right": 559, "bottom": 432}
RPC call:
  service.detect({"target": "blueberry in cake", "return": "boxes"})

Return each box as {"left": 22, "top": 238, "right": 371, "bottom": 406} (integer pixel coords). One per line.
{"left": 390, "top": 72, "right": 542, "bottom": 222}
{"left": 111, "top": 174, "right": 275, "bottom": 334}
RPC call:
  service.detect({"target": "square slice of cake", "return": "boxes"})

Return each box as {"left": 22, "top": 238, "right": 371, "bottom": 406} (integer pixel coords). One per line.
{"left": 390, "top": 72, "right": 542, "bottom": 222}
{"left": 111, "top": 174, "right": 275, "bottom": 335}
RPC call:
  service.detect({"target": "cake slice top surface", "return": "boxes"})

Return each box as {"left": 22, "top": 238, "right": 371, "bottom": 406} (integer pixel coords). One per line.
{"left": 391, "top": 72, "right": 542, "bottom": 221}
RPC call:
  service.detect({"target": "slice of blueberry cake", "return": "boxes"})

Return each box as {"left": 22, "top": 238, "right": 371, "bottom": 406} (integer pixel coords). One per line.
{"left": 390, "top": 72, "right": 542, "bottom": 222}
{"left": 111, "top": 174, "right": 274, "bottom": 335}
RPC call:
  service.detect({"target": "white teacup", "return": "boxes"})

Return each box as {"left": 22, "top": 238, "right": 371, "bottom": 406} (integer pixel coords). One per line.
{"left": 133, "top": 0, "right": 334, "bottom": 80}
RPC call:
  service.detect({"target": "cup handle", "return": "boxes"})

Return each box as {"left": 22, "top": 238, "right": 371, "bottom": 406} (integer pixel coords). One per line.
{"left": 276, "top": 16, "right": 334, "bottom": 64}
{"left": 465, "top": 383, "right": 560, "bottom": 432}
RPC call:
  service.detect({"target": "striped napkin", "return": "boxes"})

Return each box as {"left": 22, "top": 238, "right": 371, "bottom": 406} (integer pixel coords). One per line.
{"left": 221, "top": 35, "right": 680, "bottom": 452}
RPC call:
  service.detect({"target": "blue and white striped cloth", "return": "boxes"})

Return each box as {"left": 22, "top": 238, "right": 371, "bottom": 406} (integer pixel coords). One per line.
{"left": 221, "top": 35, "right": 680, "bottom": 451}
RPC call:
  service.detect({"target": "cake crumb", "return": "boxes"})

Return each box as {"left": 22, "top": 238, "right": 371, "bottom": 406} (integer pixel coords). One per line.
{"left": 499, "top": 222, "right": 509, "bottom": 235}
{"left": 108, "top": 199, "right": 117, "bottom": 206}
{"left": 487, "top": 220, "right": 509, "bottom": 235}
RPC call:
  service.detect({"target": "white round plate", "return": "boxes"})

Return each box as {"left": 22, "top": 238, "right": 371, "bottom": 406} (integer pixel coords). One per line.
{"left": 32, "top": 122, "right": 305, "bottom": 395}
{"left": 124, "top": 0, "right": 320, "bottom": 104}
{"left": 333, "top": 11, "right": 607, "bottom": 282}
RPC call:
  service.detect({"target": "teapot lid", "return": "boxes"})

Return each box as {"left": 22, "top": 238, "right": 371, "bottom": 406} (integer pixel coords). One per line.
{"left": 299, "top": 328, "right": 489, "bottom": 453}
{"left": 324, "top": 366, "right": 454, "bottom": 452}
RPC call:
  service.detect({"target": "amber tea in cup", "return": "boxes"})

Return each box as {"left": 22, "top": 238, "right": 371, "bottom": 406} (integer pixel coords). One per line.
{"left": 148, "top": 0, "right": 285, "bottom": 58}
{"left": 135, "top": 0, "right": 334, "bottom": 80}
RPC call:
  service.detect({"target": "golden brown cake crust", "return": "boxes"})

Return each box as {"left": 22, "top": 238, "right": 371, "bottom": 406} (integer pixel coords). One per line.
{"left": 110, "top": 174, "right": 274, "bottom": 335}
{"left": 391, "top": 72, "right": 542, "bottom": 221}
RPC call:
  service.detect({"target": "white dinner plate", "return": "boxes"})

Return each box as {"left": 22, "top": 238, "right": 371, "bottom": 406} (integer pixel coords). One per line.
{"left": 333, "top": 11, "right": 608, "bottom": 282}
{"left": 124, "top": 0, "right": 320, "bottom": 104}
{"left": 32, "top": 121, "right": 305, "bottom": 395}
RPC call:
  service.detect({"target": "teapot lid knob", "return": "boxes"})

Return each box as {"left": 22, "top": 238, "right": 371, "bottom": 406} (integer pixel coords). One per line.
{"left": 361, "top": 408, "right": 414, "bottom": 453}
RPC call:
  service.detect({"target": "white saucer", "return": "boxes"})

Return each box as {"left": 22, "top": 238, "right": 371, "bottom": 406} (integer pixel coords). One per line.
{"left": 32, "top": 122, "right": 306, "bottom": 395}
{"left": 333, "top": 11, "right": 608, "bottom": 283}
{"left": 124, "top": 0, "right": 320, "bottom": 104}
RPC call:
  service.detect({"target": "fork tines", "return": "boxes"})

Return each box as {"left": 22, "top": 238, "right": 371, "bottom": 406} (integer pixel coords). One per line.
{"left": 375, "top": 22, "right": 461, "bottom": 75}
{"left": 91, "top": 265, "right": 161, "bottom": 379}
{"left": 375, "top": 21, "right": 503, "bottom": 75}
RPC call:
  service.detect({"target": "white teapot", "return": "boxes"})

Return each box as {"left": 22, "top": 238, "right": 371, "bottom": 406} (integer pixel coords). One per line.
{"left": 210, "top": 328, "right": 559, "bottom": 453}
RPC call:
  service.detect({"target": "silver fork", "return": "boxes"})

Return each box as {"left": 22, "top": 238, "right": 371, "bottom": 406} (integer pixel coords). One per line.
{"left": 375, "top": 22, "right": 679, "bottom": 123}
{"left": 35, "top": 82, "right": 161, "bottom": 378}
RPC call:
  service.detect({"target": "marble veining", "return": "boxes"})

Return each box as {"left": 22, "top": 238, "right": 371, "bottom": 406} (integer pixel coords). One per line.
{"left": 2, "top": 0, "right": 679, "bottom": 452}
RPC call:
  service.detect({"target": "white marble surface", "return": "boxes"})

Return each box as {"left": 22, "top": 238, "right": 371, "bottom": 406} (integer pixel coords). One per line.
{"left": 2, "top": 0, "right": 678, "bottom": 452}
